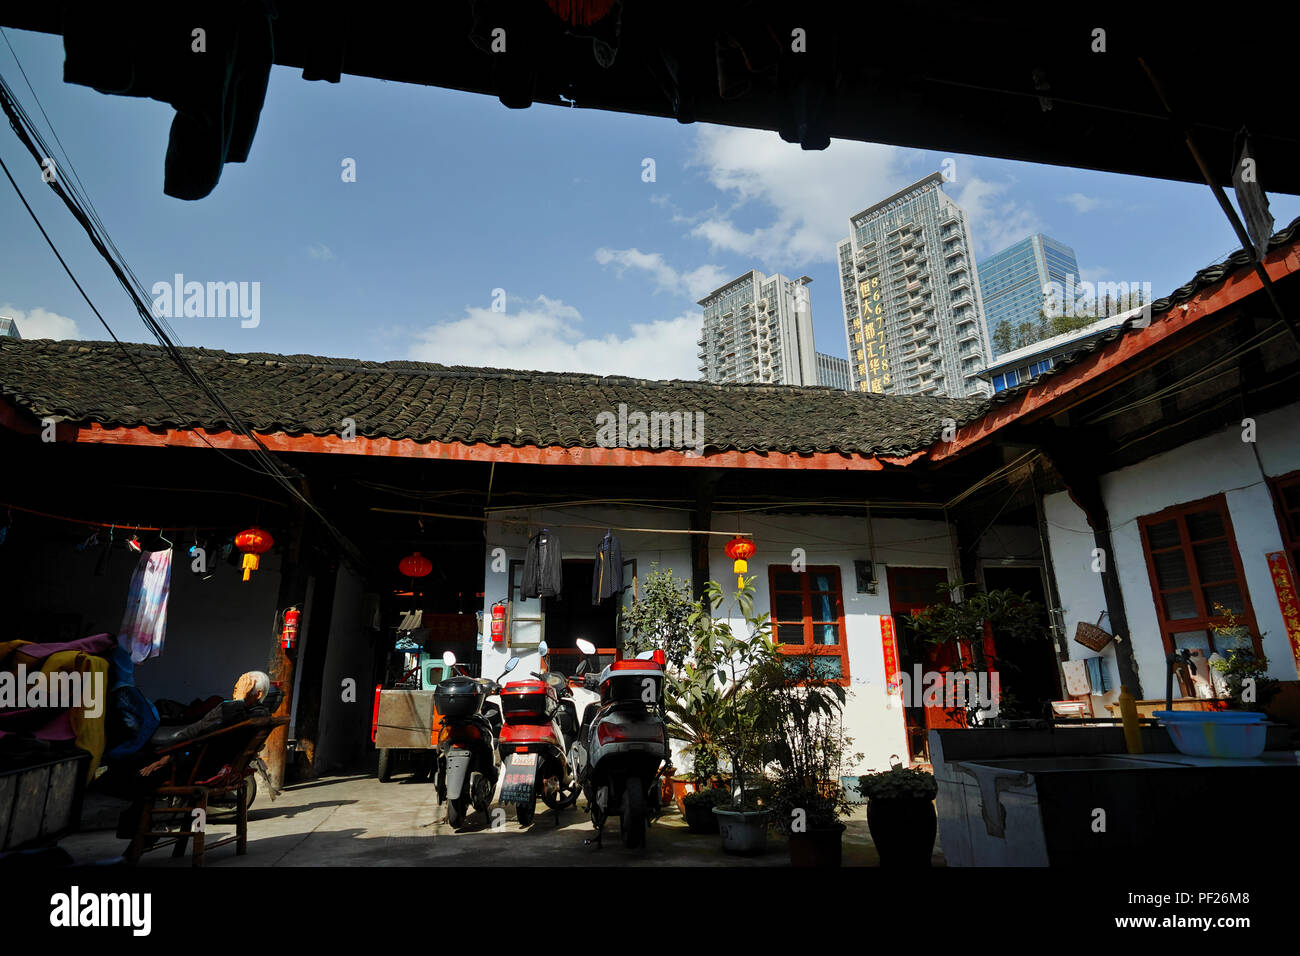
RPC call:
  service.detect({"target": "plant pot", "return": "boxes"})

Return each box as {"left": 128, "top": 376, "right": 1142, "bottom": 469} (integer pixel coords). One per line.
{"left": 713, "top": 807, "right": 770, "bottom": 854}
{"left": 866, "top": 796, "right": 936, "bottom": 867}
{"left": 683, "top": 801, "right": 720, "bottom": 833}
{"left": 788, "top": 823, "right": 846, "bottom": 867}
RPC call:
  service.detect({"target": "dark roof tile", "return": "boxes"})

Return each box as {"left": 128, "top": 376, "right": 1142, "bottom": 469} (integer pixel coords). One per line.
{"left": 0, "top": 341, "right": 986, "bottom": 459}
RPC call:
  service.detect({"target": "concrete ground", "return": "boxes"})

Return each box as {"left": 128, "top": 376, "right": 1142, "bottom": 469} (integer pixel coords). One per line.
{"left": 59, "top": 772, "right": 946, "bottom": 866}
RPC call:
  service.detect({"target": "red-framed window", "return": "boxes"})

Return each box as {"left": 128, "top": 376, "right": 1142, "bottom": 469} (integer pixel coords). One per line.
{"left": 1268, "top": 470, "right": 1300, "bottom": 577}
{"left": 768, "top": 566, "right": 849, "bottom": 685}
{"left": 1138, "top": 494, "right": 1260, "bottom": 657}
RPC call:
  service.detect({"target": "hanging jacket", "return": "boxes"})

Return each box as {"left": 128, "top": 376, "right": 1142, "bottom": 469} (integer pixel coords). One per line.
{"left": 521, "top": 529, "right": 563, "bottom": 599}
{"left": 592, "top": 530, "right": 624, "bottom": 604}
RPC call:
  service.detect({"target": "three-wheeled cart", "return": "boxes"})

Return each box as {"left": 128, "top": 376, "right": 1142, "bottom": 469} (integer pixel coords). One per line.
{"left": 371, "top": 654, "right": 452, "bottom": 781}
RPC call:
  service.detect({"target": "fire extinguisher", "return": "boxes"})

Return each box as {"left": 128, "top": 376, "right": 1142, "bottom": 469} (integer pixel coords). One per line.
{"left": 490, "top": 600, "right": 507, "bottom": 643}
{"left": 281, "top": 606, "right": 300, "bottom": 651}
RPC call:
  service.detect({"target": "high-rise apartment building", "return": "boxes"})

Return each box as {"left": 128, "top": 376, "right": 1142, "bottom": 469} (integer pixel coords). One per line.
{"left": 815, "top": 352, "right": 851, "bottom": 390}
{"left": 697, "top": 270, "right": 816, "bottom": 385}
{"left": 977, "top": 234, "right": 1081, "bottom": 358}
{"left": 836, "top": 172, "right": 992, "bottom": 398}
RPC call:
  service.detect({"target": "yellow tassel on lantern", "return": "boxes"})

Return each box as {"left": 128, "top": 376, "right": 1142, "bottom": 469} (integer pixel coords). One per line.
{"left": 241, "top": 553, "right": 260, "bottom": 581}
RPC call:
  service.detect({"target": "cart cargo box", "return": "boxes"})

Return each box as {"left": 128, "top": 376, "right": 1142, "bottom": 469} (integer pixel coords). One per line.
{"left": 373, "top": 690, "right": 439, "bottom": 750}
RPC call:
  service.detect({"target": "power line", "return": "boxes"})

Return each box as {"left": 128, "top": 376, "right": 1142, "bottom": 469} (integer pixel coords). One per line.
{"left": 0, "top": 70, "right": 365, "bottom": 571}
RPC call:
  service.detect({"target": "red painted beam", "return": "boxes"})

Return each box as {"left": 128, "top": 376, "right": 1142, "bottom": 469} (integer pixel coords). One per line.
{"left": 63, "top": 420, "right": 892, "bottom": 471}
{"left": 925, "top": 242, "right": 1300, "bottom": 464}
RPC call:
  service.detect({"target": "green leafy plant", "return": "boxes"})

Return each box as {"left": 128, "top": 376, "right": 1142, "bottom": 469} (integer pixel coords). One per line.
{"left": 857, "top": 766, "right": 937, "bottom": 801}
{"left": 670, "top": 578, "right": 780, "bottom": 811}
{"left": 763, "top": 654, "right": 862, "bottom": 832}
{"left": 682, "top": 787, "right": 731, "bottom": 810}
{"left": 905, "top": 582, "right": 1046, "bottom": 724}
{"left": 620, "top": 565, "right": 694, "bottom": 671}
{"left": 1209, "top": 604, "right": 1280, "bottom": 711}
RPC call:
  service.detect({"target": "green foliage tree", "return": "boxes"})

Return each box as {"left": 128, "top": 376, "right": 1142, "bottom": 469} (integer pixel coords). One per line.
{"left": 991, "top": 321, "right": 1014, "bottom": 355}
{"left": 619, "top": 565, "right": 694, "bottom": 671}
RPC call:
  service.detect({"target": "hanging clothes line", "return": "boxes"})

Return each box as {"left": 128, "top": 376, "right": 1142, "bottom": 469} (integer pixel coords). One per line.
{"left": 0, "top": 500, "right": 233, "bottom": 532}
{"left": 368, "top": 506, "right": 747, "bottom": 537}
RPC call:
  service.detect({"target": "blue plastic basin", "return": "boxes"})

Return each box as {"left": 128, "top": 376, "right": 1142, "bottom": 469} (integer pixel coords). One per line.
{"left": 1152, "top": 711, "right": 1267, "bottom": 758}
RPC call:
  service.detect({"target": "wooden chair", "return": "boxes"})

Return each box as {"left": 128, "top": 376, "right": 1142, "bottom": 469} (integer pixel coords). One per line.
{"left": 126, "top": 715, "right": 287, "bottom": 867}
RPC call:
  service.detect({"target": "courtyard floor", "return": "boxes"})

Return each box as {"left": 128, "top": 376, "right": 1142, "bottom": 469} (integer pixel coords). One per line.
{"left": 58, "top": 772, "right": 946, "bottom": 867}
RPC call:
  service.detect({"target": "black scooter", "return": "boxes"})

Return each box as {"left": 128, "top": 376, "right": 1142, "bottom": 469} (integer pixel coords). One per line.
{"left": 434, "top": 651, "right": 517, "bottom": 829}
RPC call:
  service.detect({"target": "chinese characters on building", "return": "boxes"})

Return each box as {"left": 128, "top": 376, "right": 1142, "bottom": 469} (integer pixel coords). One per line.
{"left": 856, "top": 274, "right": 890, "bottom": 393}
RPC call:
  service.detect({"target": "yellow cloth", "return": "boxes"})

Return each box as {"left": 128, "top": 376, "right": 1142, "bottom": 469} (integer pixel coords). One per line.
{"left": 39, "top": 651, "right": 109, "bottom": 783}
{"left": 0, "top": 640, "right": 109, "bottom": 782}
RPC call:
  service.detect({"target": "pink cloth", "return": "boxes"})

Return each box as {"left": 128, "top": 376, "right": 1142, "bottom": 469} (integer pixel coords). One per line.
{"left": 119, "top": 549, "right": 173, "bottom": 663}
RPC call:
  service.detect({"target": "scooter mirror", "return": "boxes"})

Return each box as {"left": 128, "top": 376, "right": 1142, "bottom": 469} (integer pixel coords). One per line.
{"left": 537, "top": 641, "right": 549, "bottom": 657}
{"left": 575, "top": 639, "right": 597, "bottom": 656}
{"left": 503, "top": 656, "right": 519, "bottom": 673}
{"left": 442, "top": 651, "right": 457, "bottom": 667}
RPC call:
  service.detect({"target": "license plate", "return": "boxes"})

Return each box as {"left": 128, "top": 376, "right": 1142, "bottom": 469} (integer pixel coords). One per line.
{"left": 499, "top": 753, "right": 538, "bottom": 805}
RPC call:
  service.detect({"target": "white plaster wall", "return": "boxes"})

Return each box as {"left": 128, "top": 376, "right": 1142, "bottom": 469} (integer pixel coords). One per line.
{"left": 1044, "top": 493, "right": 1119, "bottom": 695}
{"left": 478, "top": 506, "right": 1054, "bottom": 775}
{"left": 1045, "top": 402, "right": 1300, "bottom": 697}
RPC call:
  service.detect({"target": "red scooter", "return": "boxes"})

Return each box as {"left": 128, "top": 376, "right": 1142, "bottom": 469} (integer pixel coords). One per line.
{"left": 496, "top": 641, "right": 588, "bottom": 826}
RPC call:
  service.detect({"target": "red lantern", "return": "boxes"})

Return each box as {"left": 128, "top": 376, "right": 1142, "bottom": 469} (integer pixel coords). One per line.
{"left": 235, "top": 527, "right": 274, "bottom": 582}
{"left": 724, "top": 536, "right": 756, "bottom": 588}
{"left": 398, "top": 552, "right": 433, "bottom": 579}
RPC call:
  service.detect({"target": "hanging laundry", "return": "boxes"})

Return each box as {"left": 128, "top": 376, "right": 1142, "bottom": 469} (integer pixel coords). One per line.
{"left": 521, "top": 529, "right": 563, "bottom": 599}
{"left": 61, "top": 1, "right": 275, "bottom": 199}
{"left": 118, "top": 548, "right": 173, "bottom": 663}
{"left": 592, "top": 529, "right": 624, "bottom": 604}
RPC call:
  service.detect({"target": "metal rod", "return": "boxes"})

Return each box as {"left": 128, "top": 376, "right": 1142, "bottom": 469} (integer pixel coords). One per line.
{"left": 1138, "top": 57, "right": 1300, "bottom": 347}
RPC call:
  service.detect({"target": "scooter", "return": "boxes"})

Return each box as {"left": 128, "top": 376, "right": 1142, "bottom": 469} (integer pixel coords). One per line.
{"left": 496, "top": 640, "right": 588, "bottom": 826}
{"left": 568, "top": 639, "right": 670, "bottom": 849}
{"left": 435, "top": 651, "right": 516, "bottom": 829}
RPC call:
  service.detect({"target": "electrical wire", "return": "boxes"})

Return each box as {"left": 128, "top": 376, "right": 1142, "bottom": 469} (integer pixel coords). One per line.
{"left": 0, "top": 500, "right": 235, "bottom": 533}
{"left": 0, "top": 70, "right": 365, "bottom": 571}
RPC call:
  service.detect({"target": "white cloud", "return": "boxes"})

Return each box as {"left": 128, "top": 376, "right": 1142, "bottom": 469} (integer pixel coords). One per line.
{"left": 952, "top": 175, "right": 1041, "bottom": 257}
{"left": 686, "top": 125, "right": 905, "bottom": 266}
{"left": 409, "top": 294, "right": 702, "bottom": 380}
{"left": 0, "top": 304, "right": 81, "bottom": 340}
{"left": 308, "top": 243, "right": 335, "bottom": 261}
{"left": 1060, "top": 192, "right": 1102, "bottom": 214}
{"left": 594, "top": 247, "right": 729, "bottom": 300}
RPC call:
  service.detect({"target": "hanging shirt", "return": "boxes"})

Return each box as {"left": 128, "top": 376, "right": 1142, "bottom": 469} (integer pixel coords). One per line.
{"left": 592, "top": 530, "right": 623, "bottom": 604}
{"left": 521, "top": 530, "right": 563, "bottom": 599}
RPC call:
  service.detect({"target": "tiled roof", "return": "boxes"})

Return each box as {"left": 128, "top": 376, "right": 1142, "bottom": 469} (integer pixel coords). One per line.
{"left": 0, "top": 340, "right": 987, "bottom": 458}
{"left": 985, "top": 215, "right": 1300, "bottom": 404}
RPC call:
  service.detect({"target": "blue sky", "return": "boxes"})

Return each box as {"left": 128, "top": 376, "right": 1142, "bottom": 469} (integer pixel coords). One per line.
{"left": 3, "top": 26, "right": 1298, "bottom": 381}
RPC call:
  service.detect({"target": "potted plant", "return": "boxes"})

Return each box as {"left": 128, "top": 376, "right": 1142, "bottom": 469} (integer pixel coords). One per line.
{"left": 681, "top": 786, "right": 728, "bottom": 833}
{"left": 620, "top": 564, "right": 695, "bottom": 669}
{"left": 905, "top": 582, "right": 1046, "bottom": 727}
{"left": 765, "top": 655, "right": 863, "bottom": 866}
{"left": 1209, "top": 604, "right": 1281, "bottom": 711}
{"left": 857, "top": 761, "right": 938, "bottom": 867}
{"left": 679, "top": 578, "right": 780, "bottom": 854}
